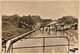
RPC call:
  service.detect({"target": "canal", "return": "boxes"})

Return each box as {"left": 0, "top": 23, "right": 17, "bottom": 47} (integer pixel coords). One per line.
{"left": 10, "top": 29, "right": 78, "bottom": 53}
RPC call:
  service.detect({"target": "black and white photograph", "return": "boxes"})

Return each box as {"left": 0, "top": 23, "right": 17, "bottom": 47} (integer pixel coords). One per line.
{"left": 1, "top": 0, "right": 79, "bottom": 53}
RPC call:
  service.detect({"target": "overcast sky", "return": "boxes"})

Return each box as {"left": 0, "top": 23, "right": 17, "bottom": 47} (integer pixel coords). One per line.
{"left": 1, "top": 1, "right": 79, "bottom": 20}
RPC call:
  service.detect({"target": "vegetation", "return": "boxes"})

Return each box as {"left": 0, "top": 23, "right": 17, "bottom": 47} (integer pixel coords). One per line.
{"left": 57, "top": 16, "right": 78, "bottom": 25}
{"left": 19, "top": 15, "right": 41, "bottom": 28}
{"left": 2, "top": 14, "right": 78, "bottom": 39}
{"left": 57, "top": 16, "right": 78, "bottom": 30}
{"left": 2, "top": 14, "right": 52, "bottom": 39}
{"left": 40, "top": 19, "right": 52, "bottom": 27}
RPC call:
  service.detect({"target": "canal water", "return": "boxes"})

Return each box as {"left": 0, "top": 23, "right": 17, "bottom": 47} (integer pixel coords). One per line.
{"left": 12, "top": 29, "right": 72, "bottom": 53}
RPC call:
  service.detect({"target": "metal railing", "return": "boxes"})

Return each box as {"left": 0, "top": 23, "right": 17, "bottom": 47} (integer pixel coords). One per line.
{"left": 64, "top": 31, "right": 75, "bottom": 41}
{"left": 7, "top": 29, "right": 37, "bottom": 52}
{"left": 7, "top": 36, "right": 70, "bottom": 53}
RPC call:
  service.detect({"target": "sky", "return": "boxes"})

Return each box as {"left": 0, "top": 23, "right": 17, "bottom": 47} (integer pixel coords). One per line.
{"left": 1, "top": 1, "right": 79, "bottom": 20}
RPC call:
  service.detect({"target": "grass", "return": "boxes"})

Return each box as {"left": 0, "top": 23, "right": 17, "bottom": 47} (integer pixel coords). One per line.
{"left": 2, "top": 21, "right": 31, "bottom": 39}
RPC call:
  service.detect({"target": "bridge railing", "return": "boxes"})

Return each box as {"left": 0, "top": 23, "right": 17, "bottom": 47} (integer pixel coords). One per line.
{"left": 7, "top": 36, "right": 70, "bottom": 53}
{"left": 64, "top": 31, "right": 75, "bottom": 40}
{"left": 7, "top": 29, "right": 37, "bottom": 53}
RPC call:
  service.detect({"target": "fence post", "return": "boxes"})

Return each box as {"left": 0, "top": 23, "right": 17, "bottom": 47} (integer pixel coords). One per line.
{"left": 11, "top": 44, "right": 13, "bottom": 53}
{"left": 68, "top": 38, "right": 70, "bottom": 53}
{"left": 43, "top": 37, "right": 45, "bottom": 53}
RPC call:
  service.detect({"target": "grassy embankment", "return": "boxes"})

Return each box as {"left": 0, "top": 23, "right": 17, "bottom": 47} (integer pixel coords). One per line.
{"left": 2, "top": 21, "right": 31, "bottom": 39}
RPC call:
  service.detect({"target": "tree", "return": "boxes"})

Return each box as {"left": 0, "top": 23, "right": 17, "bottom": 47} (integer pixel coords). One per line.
{"left": 57, "top": 16, "right": 77, "bottom": 25}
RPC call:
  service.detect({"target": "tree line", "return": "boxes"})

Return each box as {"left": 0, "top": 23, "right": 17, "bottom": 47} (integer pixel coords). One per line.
{"left": 2, "top": 14, "right": 78, "bottom": 29}
{"left": 2, "top": 14, "right": 52, "bottom": 28}
{"left": 57, "top": 16, "right": 78, "bottom": 25}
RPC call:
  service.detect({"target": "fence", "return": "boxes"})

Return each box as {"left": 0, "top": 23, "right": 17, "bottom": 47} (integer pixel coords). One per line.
{"left": 7, "top": 36, "right": 70, "bottom": 53}
{"left": 6, "top": 29, "right": 37, "bottom": 52}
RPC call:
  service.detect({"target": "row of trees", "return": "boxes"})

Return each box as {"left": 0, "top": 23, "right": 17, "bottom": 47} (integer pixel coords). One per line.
{"left": 57, "top": 16, "right": 78, "bottom": 25}
{"left": 19, "top": 15, "right": 41, "bottom": 28}
{"left": 3, "top": 14, "right": 78, "bottom": 29}
{"left": 2, "top": 14, "right": 52, "bottom": 29}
